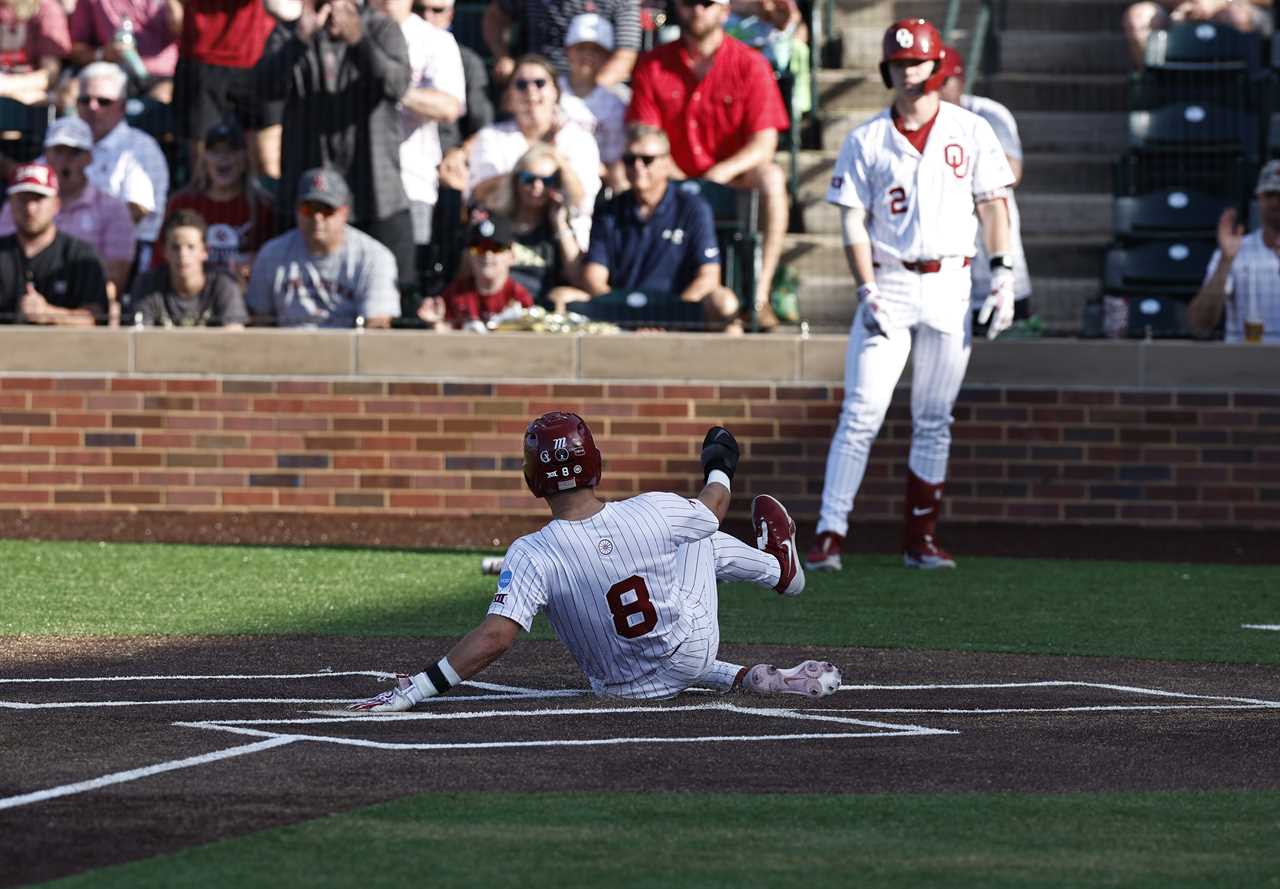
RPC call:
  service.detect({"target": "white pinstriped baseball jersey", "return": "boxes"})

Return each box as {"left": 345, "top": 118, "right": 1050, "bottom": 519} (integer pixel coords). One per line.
{"left": 826, "top": 102, "right": 1014, "bottom": 263}
{"left": 487, "top": 492, "right": 730, "bottom": 698}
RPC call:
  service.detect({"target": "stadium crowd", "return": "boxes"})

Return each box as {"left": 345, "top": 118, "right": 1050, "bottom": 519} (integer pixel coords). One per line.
{"left": 0, "top": 0, "right": 808, "bottom": 332}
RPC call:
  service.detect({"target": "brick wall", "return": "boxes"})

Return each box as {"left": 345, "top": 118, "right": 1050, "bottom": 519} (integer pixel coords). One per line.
{"left": 2, "top": 374, "right": 1277, "bottom": 529}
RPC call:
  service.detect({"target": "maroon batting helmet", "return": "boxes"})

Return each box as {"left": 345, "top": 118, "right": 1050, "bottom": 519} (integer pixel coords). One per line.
{"left": 936, "top": 44, "right": 965, "bottom": 83}
{"left": 523, "top": 411, "right": 602, "bottom": 498}
{"left": 879, "top": 18, "right": 946, "bottom": 92}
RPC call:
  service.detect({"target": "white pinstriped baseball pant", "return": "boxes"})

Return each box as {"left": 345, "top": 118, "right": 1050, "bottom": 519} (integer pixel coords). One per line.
{"left": 816, "top": 264, "right": 974, "bottom": 538}
{"left": 637, "top": 531, "right": 781, "bottom": 698}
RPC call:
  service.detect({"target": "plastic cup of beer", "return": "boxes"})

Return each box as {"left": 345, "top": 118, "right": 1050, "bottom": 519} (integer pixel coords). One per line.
{"left": 1245, "top": 318, "right": 1264, "bottom": 342}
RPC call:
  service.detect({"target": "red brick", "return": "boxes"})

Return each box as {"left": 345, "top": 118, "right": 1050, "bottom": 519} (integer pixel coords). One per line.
{"left": 364, "top": 399, "right": 419, "bottom": 414}
{"left": 54, "top": 378, "right": 107, "bottom": 392}
{"left": 139, "top": 472, "right": 193, "bottom": 486}
{"left": 389, "top": 492, "right": 444, "bottom": 508}
{"left": 1007, "top": 503, "right": 1060, "bottom": 519}
{"left": 1200, "top": 486, "right": 1256, "bottom": 503}
{"left": 249, "top": 434, "right": 306, "bottom": 450}
{"left": 276, "top": 381, "right": 331, "bottom": 395}
{"left": 950, "top": 499, "right": 1005, "bottom": 517}
{"left": 193, "top": 472, "right": 247, "bottom": 486}
{"left": 224, "top": 491, "right": 276, "bottom": 507}
{"left": 336, "top": 417, "right": 386, "bottom": 432}
{"left": 55, "top": 451, "right": 106, "bottom": 466}
{"left": 636, "top": 402, "right": 688, "bottom": 417}
{"left": 354, "top": 435, "right": 413, "bottom": 451}
{"left": 388, "top": 382, "right": 440, "bottom": 396}
{"left": 335, "top": 492, "right": 385, "bottom": 508}
{"left": 1120, "top": 504, "right": 1175, "bottom": 521}
{"left": 166, "top": 490, "right": 218, "bottom": 507}
{"left": 0, "top": 430, "right": 22, "bottom": 445}
{"left": 1065, "top": 504, "right": 1116, "bottom": 520}
{"left": 222, "top": 416, "right": 276, "bottom": 432}
{"left": 0, "top": 450, "right": 51, "bottom": 465}
{"left": 333, "top": 381, "right": 385, "bottom": 396}
{"left": 27, "top": 470, "right": 77, "bottom": 485}
{"left": 144, "top": 396, "right": 197, "bottom": 411}
{"left": 334, "top": 455, "right": 386, "bottom": 470}
{"left": 278, "top": 491, "right": 331, "bottom": 508}
{"left": 165, "top": 379, "right": 218, "bottom": 393}
{"left": 275, "top": 417, "right": 329, "bottom": 432}
{"left": 387, "top": 418, "right": 438, "bottom": 433}
{"left": 222, "top": 380, "right": 274, "bottom": 394}
{"left": 53, "top": 412, "right": 107, "bottom": 428}
{"left": 469, "top": 475, "right": 522, "bottom": 491}
{"left": 474, "top": 400, "right": 527, "bottom": 416}
{"left": 442, "top": 418, "right": 497, "bottom": 434}
{"left": 87, "top": 394, "right": 143, "bottom": 410}
{"left": 56, "top": 489, "right": 106, "bottom": 504}
{"left": 31, "top": 394, "right": 85, "bottom": 410}
{"left": 388, "top": 454, "right": 443, "bottom": 471}
{"left": 694, "top": 401, "right": 747, "bottom": 418}
{"left": 197, "top": 397, "right": 252, "bottom": 412}
{"left": 303, "top": 473, "right": 358, "bottom": 489}
{"left": 1006, "top": 426, "right": 1062, "bottom": 443}
{"left": 109, "top": 376, "right": 163, "bottom": 391}
{"left": 605, "top": 384, "right": 660, "bottom": 399}
{"left": 1, "top": 377, "right": 55, "bottom": 391}
{"left": 359, "top": 474, "right": 413, "bottom": 489}
{"left": 411, "top": 473, "right": 467, "bottom": 490}
{"left": 1177, "top": 504, "right": 1232, "bottom": 522}
{"left": 81, "top": 471, "right": 134, "bottom": 485}
{"left": 166, "top": 415, "right": 220, "bottom": 430}
{"left": 553, "top": 384, "right": 605, "bottom": 398}
{"left": 1234, "top": 505, "right": 1280, "bottom": 522}
{"left": 29, "top": 431, "right": 81, "bottom": 447}
{"left": 253, "top": 398, "right": 309, "bottom": 413}
{"left": 1175, "top": 466, "right": 1229, "bottom": 484}
{"left": 418, "top": 399, "right": 472, "bottom": 415}
{"left": 112, "top": 451, "right": 164, "bottom": 467}
{"left": 110, "top": 489, "right": 163, "bottom": 505}
{"left": 167, "top": 452, "right": 218, "bottom": 467}
{"left": 0, "top": 394, "right": 26, "bottom": 409}
{"left": 194, "top": 434, "right": 247, "bottom": 449}
{"left": 496, "top": 383, "right": 552, "bottom": 397}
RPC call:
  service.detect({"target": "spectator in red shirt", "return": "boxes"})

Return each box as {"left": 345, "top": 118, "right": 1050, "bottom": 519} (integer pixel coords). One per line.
{"left": 627, "top": 0, "right": 790, "bottom": 330}
{"left": 153, "top": 119, "right": 278, "bottom": 285}
{"left": 418, "top": 215, "right": 533, "bottom": 330}
{"left": 170, "top": 0, "right": 280, "bottom": 176}
{"left": 0, "top": 0, "right": 70, "bottom": 107}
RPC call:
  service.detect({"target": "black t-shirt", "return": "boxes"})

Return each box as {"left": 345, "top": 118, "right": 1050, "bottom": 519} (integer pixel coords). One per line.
{"left": 127, "top": 267, "right": 249, "bottom": 327}
{"left": 508, "top": 218, "right": 562, "bottom": 304}
{"left": 0, "top": 231, "right": 109, "bottom": 324}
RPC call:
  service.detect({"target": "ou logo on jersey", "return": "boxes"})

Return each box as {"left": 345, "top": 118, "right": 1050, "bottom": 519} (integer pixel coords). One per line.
{"left": 943, "top": 144, "right": 969, "bottom": 179}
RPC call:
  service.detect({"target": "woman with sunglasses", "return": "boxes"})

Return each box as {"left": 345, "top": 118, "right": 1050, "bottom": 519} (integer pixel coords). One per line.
{"left": 463, "top": 54, "right": 600, "bottom": 235}
{"left": 479, "top": 143, "right": 584, "bottom": 309}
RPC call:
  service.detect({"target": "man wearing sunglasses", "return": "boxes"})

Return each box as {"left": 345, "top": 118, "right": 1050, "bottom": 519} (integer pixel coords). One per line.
{"left": 245, "top": 166, "right": 400, "bottom": 328}
{"left": 628, "top": 0, "right": 791, "bottom": 331}
{"left": 75, "top": 61, "right": 169, "bottom": 268}
{"left": 560, "top": 124, "right": 738, "bottom": 332}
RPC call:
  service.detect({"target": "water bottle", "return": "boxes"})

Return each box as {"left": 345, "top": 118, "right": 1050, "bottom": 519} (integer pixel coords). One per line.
{"left": 114, "top": 17, "right": 149, "bottom": 83}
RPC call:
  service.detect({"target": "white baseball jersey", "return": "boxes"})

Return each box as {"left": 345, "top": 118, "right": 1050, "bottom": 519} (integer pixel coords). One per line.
{"left": 826, "top": 102, "right": 1014, "bottom": 263}
{"left": 961, "top": 93, "right": 1031, "bottom": 303}
{"left": 1203, "top": 232, "right": 1280, "bottom": 343}
{"left": 488, "top": 492, "right": 727, "bottom": 698}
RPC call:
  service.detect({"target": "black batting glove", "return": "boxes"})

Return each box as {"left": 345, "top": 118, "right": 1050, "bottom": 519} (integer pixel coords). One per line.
{"left": 700, "top": 426, "right": 740, "bottom": 482}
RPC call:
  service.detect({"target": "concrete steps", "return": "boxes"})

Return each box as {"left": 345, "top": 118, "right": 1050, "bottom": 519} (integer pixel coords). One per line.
{"left": 816, "top": 69, "right": 1130, "bottom": 115}
{"left": 817, "top": 111, "right": 1128, "bottom": 153}
{"left": 836, "top": 29, "right": 1132, "bottom": 75}
{"left": 784, "top": 233, "right": 1109, "bottom": 279}
{"left": 829, "top": 0, "right": 1135, "bottom": 34}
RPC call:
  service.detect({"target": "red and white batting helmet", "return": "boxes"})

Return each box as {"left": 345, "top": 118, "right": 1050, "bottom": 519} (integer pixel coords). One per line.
{"left": 522, "top": 411, "right": 602, "bottom": 498}
{"left": 936, "top": 44, "right": 965, "bottom": 83}
{"left": 879, "top": 18, "right": 946, "bottom": 92}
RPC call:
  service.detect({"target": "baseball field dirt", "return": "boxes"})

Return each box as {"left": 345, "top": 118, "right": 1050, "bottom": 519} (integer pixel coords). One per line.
{"left": 4, "top": 635, "right": 1279, "bottom": 887}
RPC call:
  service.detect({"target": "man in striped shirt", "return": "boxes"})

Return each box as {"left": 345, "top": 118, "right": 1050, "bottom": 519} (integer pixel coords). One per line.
{"left": 350, "top": 412, "right": 841, "bottom": 710}
{"left": 482, "top": 0, "right": 640, "bottom": 86}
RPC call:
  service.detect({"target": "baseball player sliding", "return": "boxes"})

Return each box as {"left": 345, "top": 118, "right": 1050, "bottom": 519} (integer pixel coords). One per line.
{"left": 350, "top": 412, "right": 840, "bottom": 711}
{"left": 805, "top": 18, "right": 1015, "bottom": 573}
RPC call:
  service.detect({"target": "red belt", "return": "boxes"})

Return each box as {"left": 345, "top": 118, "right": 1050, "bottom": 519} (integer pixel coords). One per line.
{"left": 901, "top": 257, "right": 972, "bottom": 274}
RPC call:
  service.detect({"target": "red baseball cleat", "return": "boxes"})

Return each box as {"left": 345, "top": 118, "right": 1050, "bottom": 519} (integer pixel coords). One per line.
{"left": 752, "top": 494, "right": 804, "bottom": 596}
{"left": 903, "top": 535, "right": 957, "bottom": 570}
{"left": 805, "top": 531, "right": 844, "bottom": 572}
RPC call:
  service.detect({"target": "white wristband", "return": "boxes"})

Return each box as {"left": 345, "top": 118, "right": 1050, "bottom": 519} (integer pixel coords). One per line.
{"left": 707, "top": 469, "right": 731, "bottom": 491}
{"left": 408, "top": 656, "right": 463, "bottom": 701}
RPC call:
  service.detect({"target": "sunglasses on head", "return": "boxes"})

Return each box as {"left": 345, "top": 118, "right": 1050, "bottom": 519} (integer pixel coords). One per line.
{"left": 516, "top": 170, "right": 559, "bottom": 188}
{"left": 513, "top": 77, "right": 549, "bottom": 92}
{"left": 622, "top": 152, "right": 664, "bottom": 168}
{"left": 469, "top": 242, "right": 508, "bottom": 255}
{"left": 299, "top": 201, "right": 341, "bottom": 217}
{"left": 76, "top": 95, "right": 117, "bottom": 108}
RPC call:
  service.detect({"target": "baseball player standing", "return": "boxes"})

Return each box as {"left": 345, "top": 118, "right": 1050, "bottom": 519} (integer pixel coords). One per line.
{"left": 350, "top": 412, "right": 840, "bottom": 711}
{"left": 805, "top": 18, "right": 1015, "bottom": 573}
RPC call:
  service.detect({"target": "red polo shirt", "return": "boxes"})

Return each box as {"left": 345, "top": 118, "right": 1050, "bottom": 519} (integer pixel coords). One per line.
{"left": 628, "top": 34, "right": 789, "bottom": 178}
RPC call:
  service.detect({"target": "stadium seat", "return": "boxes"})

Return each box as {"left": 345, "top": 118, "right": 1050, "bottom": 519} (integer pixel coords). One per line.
{"left": 1145, "top": 22, "right": 1263, "bottom": 72}
{"left": 1113, "top": 150, "right": 1254, "bottom": 198}
{"left": 1128, "top": 102, "right": 1258, "bottom": 155}
{"left": 1125, "top": 295, "right": 1193, "bottom": 338}
{"left": 1113, "top": 189, "right": 1235, "bottom": 240}
{"left": 683, "top": 179, "right": 760, "bottom": 325}
{"left": 1103, "top": 239, "right": 1216, "bottom": 298}
{"left": 0, "top": 98, "right": 49, "bottom": 165}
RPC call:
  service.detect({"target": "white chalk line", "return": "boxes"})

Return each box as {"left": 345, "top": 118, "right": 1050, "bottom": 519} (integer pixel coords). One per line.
{"left": 813, "top": 704, "right": 1280, "bottom": 715}
{"left": 1242, "top": 624, "right": 1280, "bottom": 631}
{"left": 0, "top": 671, "right": 396, "bottom": 684}
{"left": 1, "top": 690, "right": 588, "bottom": 711}
{"left": 839, "top": 681, "right": 1280, "bottom": 708}
{"left": 0, "top": 737, "right": 296, "bottom": 812}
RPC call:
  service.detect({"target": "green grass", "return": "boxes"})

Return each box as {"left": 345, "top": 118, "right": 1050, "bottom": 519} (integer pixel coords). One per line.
{"left": 2, "top": 539, "right": 1277, "bottom": 664}
{"left": 42, "top": 790, "right": 1280, "bottom": 888}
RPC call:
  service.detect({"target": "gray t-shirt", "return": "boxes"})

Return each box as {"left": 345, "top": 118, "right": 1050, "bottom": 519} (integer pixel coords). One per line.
{"left": 128, "top": 268, "right": 249, "bottom": 327}
{"left": 245, "top": 226, "right": 401, "bottom": 328}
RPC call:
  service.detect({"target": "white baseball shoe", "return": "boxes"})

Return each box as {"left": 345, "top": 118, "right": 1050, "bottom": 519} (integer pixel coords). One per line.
{"left": 347, "top": 674, "right": 425, "bottom": 713}
{"left": 743, "top": 660, "right": 841, "bottom": 698}
{"left": 752, "top": 494, "right": 804, "bottom": 596}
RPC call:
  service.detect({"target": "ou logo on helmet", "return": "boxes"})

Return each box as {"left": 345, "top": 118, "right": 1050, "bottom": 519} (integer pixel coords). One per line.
{"left": 895, "top": 28, "right": 914, "bottom": 48}
{"left": 943, "top": 144, "right": 969, "bottom": 179}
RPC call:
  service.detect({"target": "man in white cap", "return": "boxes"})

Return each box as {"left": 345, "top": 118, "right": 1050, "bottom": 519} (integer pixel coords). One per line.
{"left": 1190, "top": 160, "right": 1280, "bottom": 343}
{"left": 0, "top": 162, "right": 110, "bottom": 326}
{"left": 483, "top": 0, "right": 640, "bottom": 86}
{"left": 559, "top": 13, "right": 628, "bottom": 190}
{"left": 0, "top": 117, "right": 136, "bottom": 319}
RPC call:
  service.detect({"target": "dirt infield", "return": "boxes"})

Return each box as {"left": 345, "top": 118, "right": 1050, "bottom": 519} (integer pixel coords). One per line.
{"left": 3, "top": 636, "right": 1280, "bottom": 886}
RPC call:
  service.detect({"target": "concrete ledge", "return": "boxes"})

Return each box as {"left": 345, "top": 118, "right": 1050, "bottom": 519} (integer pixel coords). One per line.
{"left": 0, "top": 329, "right": 1276, "bottom": 390}
{"left": 357, "top": 331, "right": 578, "bottom": 379}
{"left": 0, "top": 329, "right": 131, "bottom": 373}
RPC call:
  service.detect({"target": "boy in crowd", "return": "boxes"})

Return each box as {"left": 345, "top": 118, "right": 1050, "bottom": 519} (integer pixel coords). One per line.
{"left": 418, "top": 216, "right": 533, "bottom": 330}
{"left": 126, "top": 209, "right": 248, "bottom": 327}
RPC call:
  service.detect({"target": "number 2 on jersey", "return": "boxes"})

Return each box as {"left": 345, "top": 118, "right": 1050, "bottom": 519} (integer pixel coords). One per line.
{"left": 887, "top": 186, "right": 908, "bottom": 215}
{"left": 605, "top": 575, "right": 658, "bottom": 639}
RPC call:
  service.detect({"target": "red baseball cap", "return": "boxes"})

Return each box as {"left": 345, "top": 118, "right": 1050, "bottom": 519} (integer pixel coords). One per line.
{"left": 8, "top": 162, "right": 59, "bottom": 197}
